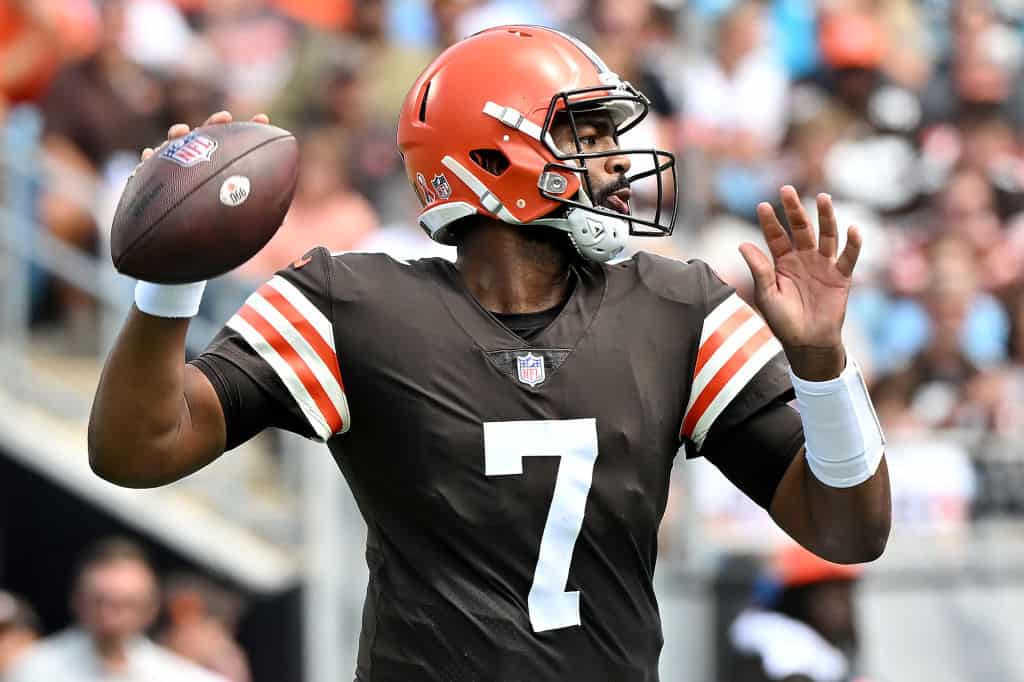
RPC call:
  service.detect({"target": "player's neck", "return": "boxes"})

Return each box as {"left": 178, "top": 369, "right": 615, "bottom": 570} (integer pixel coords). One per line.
{"left": 455, "top": 221, "right": 575, "bottom": 314}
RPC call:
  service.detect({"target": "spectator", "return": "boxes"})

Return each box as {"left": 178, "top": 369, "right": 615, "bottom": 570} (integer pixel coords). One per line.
{"left": 119, "top": 0, "right": 194, "bottom": 74}
{"left": 0, "top": 591, "right": 39, "bottom": 676}
{"left": 235, "top": 128, "right": 378, "bottom": 282}
{"left": 681, "top": 1, "right": 789, "bottom": 160}
{"left": 0, "top": 0, "right": 100, "bottom": 105}
{"left": 40, "top": 0, "right": 165, "bottom": 181}
{"left": 158, "top": 575, "right": 251, "bottom": 682}
{"left": 199, "top": 0, "right": 295, "bottom": 117}
{"left": 938, "top": 165, "right": 1021, "bottom": 294}
{"left": 678, "top": 0, "right": 790, "bottom": 217}
{"left": 922, "top": 0, "right": 1024, "bottom": 127}
{"left": 810, "top": 6, "right": 924, "bottom": 212}
{"left": 0, "top": 0, "right": 61, "bottom": 105}
{"left": 36, "top": 0, "right": 166, "bottom": 342}
{"left": 871, "top": 236, "right": 1007, "bottom": 432}
{"left": 6, "top": 538, "right": 223, "bottom": 682}
{"left": 727, "top": 545, "right": 863, "bottom": 682}
{"left": 817, "top": 8, "right": 889, "bottom": 119}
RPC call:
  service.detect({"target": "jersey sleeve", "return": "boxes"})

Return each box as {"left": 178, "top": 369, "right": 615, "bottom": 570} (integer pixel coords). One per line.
{"left": 190, "top": 247, "right": 351, "bottom": 447}
{"left": 679, "top": 261, "right": 803, "bottom": 508}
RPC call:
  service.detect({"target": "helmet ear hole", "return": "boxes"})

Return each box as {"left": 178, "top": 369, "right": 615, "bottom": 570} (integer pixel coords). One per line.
{"left": 418, "top": 81, "right": 432, "bottom": 122}
{"left": 470, "top": 149, "right": 510, "bottom": 176}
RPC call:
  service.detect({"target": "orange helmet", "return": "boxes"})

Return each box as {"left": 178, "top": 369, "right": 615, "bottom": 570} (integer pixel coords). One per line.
{"left": 397, "top": 25, "right": 677, "bottom": 262}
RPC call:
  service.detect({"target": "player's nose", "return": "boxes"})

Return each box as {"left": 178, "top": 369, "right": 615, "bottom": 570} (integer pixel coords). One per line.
{"left": 605, "top": 152, "right": 630, "bottom": 176}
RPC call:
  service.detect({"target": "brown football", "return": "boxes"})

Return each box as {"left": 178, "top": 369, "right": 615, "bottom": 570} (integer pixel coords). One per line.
{"left": 110, "top": 122, "right": 299, "bottom": 284}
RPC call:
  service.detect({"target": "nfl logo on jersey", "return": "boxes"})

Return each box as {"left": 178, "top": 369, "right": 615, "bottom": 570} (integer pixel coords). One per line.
{"left": 516, "top": 352, "right": 546, "bottom": 388}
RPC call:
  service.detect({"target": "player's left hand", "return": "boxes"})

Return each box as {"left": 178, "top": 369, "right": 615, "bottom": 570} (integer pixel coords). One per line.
{"left": 738, "top": 186, "right": 860, "bottom": 381}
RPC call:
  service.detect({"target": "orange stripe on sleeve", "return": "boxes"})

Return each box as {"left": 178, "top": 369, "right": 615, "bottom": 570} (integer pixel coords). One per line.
{"left": 238, "top": 304, "right": 344, "bottom": 433}
{"left": 681, "top": 325, "right": 775, "bottom": 439}
{"left": 693, "top": 306, "right": 756, "bottom": 375}
{"left": 257, "top": 283, "right": 344, "bottom": 389}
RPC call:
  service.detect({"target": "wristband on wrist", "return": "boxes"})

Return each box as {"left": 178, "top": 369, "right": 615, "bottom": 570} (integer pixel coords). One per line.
{"left": 134, "top": 280, "right": 207, "bottom": 318}
{"left": 790, "top": 355, "right": 885, "bottom": 488}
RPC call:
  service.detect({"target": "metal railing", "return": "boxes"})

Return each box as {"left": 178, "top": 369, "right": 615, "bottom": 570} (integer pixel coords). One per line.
{"left": 0, "top": 104, "right": 353, "bottom": 680}
{"left": 0, "top": 106, "right": 224, "bottom": 415}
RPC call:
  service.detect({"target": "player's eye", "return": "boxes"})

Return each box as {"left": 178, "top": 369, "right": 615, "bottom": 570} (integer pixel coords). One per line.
{"left": 579, "top": 135, "right": 598, "bottom": 147}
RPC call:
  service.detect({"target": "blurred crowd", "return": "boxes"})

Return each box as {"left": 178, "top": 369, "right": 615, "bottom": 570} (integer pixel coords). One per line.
{"left": 0, "top": 537, "right": 250, "bottom": 682}
{"left": 6, "top": 1, "right": 1024, "bottom": 680}
{"left": 4, "top": 0, "right": 1024, "bottom": 509}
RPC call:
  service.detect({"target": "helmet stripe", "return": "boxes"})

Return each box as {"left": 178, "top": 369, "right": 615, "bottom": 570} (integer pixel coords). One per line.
{"left": 533, "top": 26, "right": 613, "bottom": 75}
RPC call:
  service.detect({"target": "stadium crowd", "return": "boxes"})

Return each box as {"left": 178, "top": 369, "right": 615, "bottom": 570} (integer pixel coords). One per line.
{"left": 3, "top": 0, "right": 1024, "bottom": 680}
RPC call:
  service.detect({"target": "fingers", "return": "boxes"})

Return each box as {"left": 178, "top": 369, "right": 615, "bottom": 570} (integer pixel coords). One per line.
{"left": 250, "top": 113, "right": 270, "bottom": 124}
{"left": 817, "top": 193, "right": 838, "bottom": 259}
{"left": 141, "top": 109, "right": 244, "bottom": 163}
{"left": 739, "top": 243, "right": 777, "bottom": 294}
{"left": 167, "top": 123, "right": 190, "bottom": 139}
{"left": 836, "top": 225, "right": 862, "bottom": 278}
{"left": 203, "top": 110, "right": 233, "bottom": 126}
{"left": 756, "top": 202, "right": 793, "bottom": 261}
{"left": 780, "top": 185, "right": 816, "bottom": 251}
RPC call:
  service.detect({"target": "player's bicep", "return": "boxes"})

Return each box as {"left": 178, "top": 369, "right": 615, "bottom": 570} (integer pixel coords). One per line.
{"left": 190, "top": 250, "right": 351, "bottom": 446}
{"left": 699, "top": 399, "right": 805, "bottom": 510}
{"left": 191, "top": 349, "right": 313, "bottom": 449}
{"left": 176, "top": 363, "right": 229, "bottom": 470}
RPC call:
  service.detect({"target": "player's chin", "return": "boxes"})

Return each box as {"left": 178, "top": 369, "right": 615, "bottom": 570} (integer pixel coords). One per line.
{"left": 598, "top": 199, "right": 631, "bottom": 217}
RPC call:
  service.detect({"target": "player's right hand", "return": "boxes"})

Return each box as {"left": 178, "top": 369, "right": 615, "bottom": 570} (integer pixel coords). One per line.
{"left": 136, "top": 111, "right": 271, "bottom": 166}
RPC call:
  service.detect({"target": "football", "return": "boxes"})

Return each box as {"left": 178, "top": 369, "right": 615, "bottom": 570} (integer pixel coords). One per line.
{"left": 110, "top": 122, "right": 299, "bottom": 284}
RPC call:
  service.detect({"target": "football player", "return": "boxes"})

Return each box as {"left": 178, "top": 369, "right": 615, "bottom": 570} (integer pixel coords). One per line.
{"left": 90, "top": 27, "right": 890, "bottom": 681}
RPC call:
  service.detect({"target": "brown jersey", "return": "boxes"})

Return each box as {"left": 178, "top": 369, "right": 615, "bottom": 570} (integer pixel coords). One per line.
{"left": 192, "top": 248, "right": 803, "bottom": 682}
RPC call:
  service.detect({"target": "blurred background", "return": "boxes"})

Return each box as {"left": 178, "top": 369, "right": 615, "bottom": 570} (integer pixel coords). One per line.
{"left": 1, "top": 0, "right": 1024, "bottom": 680}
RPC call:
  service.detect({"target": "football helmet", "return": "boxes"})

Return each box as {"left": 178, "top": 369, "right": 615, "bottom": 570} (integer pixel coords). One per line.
{"left": 397, "top": 25, "right": 677, "bottom": 262}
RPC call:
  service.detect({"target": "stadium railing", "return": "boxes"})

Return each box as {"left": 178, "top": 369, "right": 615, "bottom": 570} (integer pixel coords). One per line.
{"left": 0, "top": 105, "right": 359, "bottom": 681}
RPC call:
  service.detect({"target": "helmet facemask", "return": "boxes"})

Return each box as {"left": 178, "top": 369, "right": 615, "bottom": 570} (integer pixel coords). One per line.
{"left": 533, "top": 81, "right": 678, "bottom": 258}
{"left": 400, "top": 26, "right": 679, "bottom": 263}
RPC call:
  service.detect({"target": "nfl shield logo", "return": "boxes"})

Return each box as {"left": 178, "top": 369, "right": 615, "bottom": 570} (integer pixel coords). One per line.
{"left": 516, "top": 352, "right": 546, "bottom": 388}
{"left": 432, "top": 173, "right": 452, "bottom": 200}
{"left": 159, "top": 132, "right": 218, "bottom": 167}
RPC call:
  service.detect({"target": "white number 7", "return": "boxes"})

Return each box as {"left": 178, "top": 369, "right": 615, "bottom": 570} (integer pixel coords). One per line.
{"left": 483, "top": 418, "right": 599, "bottom": 633}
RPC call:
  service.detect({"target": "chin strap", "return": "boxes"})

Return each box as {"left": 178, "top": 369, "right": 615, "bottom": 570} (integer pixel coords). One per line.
{"left": 440, "top": 155, "right": 628, "bottom": 262}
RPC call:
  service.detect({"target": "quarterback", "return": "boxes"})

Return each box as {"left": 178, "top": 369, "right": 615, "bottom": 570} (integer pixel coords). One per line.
{"left": 90, "top": 27, "right": 890, "bottom": 681}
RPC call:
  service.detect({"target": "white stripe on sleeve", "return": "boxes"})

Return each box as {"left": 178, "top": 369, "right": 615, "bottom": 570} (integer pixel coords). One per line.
{"left": 226, "top": 313, "right": 333, "bottom": 441}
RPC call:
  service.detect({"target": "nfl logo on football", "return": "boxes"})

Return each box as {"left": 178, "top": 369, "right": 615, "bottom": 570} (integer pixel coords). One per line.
{"left": 160, "top": 132, "right": 218, "bottom": 167}
{"left": 516, "top": 353, "right": 545, "bottom": 388}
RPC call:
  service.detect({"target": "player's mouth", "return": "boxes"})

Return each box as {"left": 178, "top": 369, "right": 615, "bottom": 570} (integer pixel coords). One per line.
{"left": 601, "top": 188, "right": 631, "bottom": 216}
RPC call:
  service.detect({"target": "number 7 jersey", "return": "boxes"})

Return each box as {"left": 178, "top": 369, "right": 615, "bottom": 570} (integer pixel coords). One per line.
{"left": 192, "top": 248, "right": 800, "bottom": 682}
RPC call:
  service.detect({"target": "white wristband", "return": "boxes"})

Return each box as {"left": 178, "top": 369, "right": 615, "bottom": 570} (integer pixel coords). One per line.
{"left": 134, "top": 280, "right": 207, "bottom": 318}
{"left": 790, "top": 355, "right": 885, "bottom": 488}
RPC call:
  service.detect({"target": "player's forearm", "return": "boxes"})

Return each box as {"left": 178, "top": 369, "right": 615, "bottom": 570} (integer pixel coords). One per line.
{"left": 771, "top": 346, "right": 891, "bottom": 563}
{"left": 88, "top": 308, "right": 223, "bottom": 487}
{"left": 804, "top": 457, "right": 890, "bottom": 563}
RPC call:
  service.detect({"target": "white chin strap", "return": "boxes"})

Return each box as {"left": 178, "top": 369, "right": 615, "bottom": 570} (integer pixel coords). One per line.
{"left": 439, "top": 155, "right": 628, "bottom": 263}
{"left": 538, "top": 201, "right": 628, "bottom": 263}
